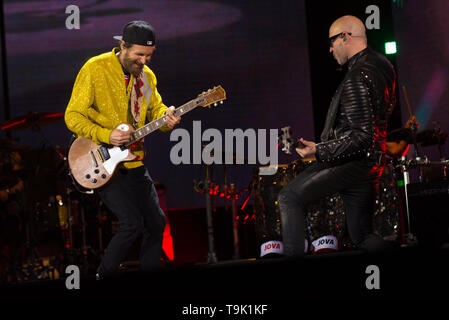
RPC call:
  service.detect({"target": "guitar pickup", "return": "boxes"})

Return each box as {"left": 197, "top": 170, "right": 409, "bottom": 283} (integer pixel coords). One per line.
{"left": 99, "top": 146, "right": 110, "bottom": 161}
{"left": 89, "top": 151, "right": 98, "bottom": 168}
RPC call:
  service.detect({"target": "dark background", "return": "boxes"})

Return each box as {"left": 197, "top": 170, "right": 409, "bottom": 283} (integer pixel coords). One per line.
{"left": 305, "top": 0, "right": 402, "bottom": 138}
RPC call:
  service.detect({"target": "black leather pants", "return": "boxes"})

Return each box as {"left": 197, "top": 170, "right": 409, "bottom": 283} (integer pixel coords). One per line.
{"left": 278, "top": 160, "right": 388, "bottom": 256}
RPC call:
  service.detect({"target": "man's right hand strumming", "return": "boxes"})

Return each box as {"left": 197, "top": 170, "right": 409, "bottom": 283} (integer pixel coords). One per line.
{"left": 109, "top": 127, "right": 134, "bottom": 146}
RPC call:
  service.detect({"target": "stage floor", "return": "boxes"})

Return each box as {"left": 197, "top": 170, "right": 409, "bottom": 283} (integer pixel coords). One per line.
{"left": 1, "top": 246, "right": 449, "bottom": 304}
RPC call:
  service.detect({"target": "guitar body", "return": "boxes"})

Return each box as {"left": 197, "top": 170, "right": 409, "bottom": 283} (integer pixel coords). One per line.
{"left": 68, "top": 137, "right": 136, "bottom": 189}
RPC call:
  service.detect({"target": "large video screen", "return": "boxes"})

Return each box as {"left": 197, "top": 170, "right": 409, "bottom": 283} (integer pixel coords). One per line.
{"left": 2, "top": 0, "right": 314, "bottom": 208}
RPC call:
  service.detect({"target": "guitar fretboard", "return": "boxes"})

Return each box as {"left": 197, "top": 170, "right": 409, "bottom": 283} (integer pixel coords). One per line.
{"left": 126, "top": 96, "right": 207, "bottom": 146}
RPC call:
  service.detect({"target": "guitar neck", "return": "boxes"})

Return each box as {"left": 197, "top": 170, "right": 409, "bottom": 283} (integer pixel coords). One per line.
{"left": 126, "top": 97, "right": 204, "bottom": 146}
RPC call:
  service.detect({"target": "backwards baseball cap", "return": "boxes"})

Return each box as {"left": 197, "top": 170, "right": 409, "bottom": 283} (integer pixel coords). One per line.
{"left": 113, "top": 21, "right": 156, "bottom": 46}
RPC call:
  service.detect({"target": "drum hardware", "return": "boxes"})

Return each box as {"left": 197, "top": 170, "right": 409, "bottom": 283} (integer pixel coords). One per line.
{"left": 252, "top": 164, "right": 292, "bottom": 257}
{"left": 388, "top": 87, "right": 442, "bottom": 245}
{"left": 72, "top": 190, "right": 101, "bottom": 275}
{"left": 0, "top": 144, "right": 66, "bottom": 282}
{"left": 50, "top": 187, "right": 104, "bottom": 275}
{"left": 252, "top": 159, "right": 403, "bottom": 255}
{"left": 61, "top": 134, "right": 103, "bottom": 273}
{"left": 19, "top": 201, "right": 54, "bottom": 281}
{"left": 1, "top": 158, "right": 63, "bottom": 281}
{"left": 203, "top": 162, "right": 217, "bottom": 264}
{"left": 55, "top": 193, "right": 76, "bottom": 264}
{"left": 406, "top": 180, "right": 449, "bottom": 247}
{"left": 0, "top": 111, "right": 64, "bottom": 132}
{"left": 399, "top": 156, "right": 419, "bottom": 245}
{"left": 228, "top": 183, "right": 240, "bottom": 259}
{"left": 97, "top": 200, "right": 105, "bottom": 253}
{"left": 1, "top": 115, "right": 102, "bottom": 281}
{"left": 1, "top": 111, "right": 66, "bottom": 178}
{"left": 193, "top": 151, "right": 218, "bottom": 264}
{"left": 279, "top": 126, "right": 305, "bottom": 155}
{"left": 0, "top": 113, "right": 112, "bottom": 281}
{"left": 222, "top": 180, "right": 252, "bottom": 259}
{"left": 193, "top": 147, "right": 251, "bottom": 263}
{"left": 395, "top": 155, "right": 449, "bottom": 245}
{"left": 257, "top": 125, "right": 406, "bottom": 253}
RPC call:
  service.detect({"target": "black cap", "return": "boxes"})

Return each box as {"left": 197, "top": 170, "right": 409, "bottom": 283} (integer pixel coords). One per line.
{"left": 113, "top": 21, "right": 155, "bottom": 46}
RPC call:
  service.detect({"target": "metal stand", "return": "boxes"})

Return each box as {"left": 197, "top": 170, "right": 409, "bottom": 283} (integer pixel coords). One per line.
{"left": 229, "top": 183, "right": 240, "bottom": 260}
{"left": 79, "top": 197, "right": 99, "bottom": 275}
{"left": 22, "top": 204, "right": 41, "bottom": 280}
{"left": 20, "top": 202, "right": 57, "bottom": 281}
{"left": 398, "top": 154, "right": 449, "bottom": 246}
{"left": 194, "top": 148, "right": 248, "bottom": 263}
{"left": 400, "top": 121, "right": 419, "bottom": 244}
{"left": 400, "top": 159, "right": 416, "bottom": 245}
{"left": 204, "top": 165, "right": 217, "bottom": 264}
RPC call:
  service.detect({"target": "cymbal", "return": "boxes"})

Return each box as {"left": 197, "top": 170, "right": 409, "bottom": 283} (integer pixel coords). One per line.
{"left": 416, "top": 129, "right": 448, "bottom": 147}
{"left": 0, "top": 138, "right": 29, "bottom": 151}
{"left": 1, "top": 111, "right": 64, "bottom": 131}
{"left": 387, "top": 128, "right": 448, "bottom": 146}
{"left": 387, "top": 128, "right": 413, "bottom": 142}
{"left": 0, "top": 170, "right": 24, "bottom": 190}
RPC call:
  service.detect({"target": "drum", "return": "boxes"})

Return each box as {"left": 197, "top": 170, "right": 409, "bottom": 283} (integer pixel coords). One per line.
{"left": 252, "top": 159, "right": 315, "bottom": 256}
{"left": 372, "top": 161, "right": 401, "bottom": 241}
{"left": 252, "top": 159, "right": 401, "bottom": 255}
{"left": 31, "top": 197, "right": 63, "bottom": 257}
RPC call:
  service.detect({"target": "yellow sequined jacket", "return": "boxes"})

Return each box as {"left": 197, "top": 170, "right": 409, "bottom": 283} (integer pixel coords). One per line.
{"left": 65, "top": 47, "right": 169, "bottom": 169}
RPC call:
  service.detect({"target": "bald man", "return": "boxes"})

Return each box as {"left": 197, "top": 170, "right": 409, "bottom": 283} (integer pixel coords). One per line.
{"left": 278, "top": 16, "right": 397, "bottom": 255}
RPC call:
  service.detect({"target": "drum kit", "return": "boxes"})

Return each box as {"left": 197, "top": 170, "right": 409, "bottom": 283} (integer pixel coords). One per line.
{"left": 1, "top": 106, "right": 447, "bottom": 279}
{"left": 251, "top": 119, "right": 449, "bottom": 256}
{"left": 0, "top": 111, "right": 110, "bottom": 283}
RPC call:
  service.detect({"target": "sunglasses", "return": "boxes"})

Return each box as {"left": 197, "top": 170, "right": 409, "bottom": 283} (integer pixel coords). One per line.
{"left": 329, "top": 32, "right": 352, "bottom": 47}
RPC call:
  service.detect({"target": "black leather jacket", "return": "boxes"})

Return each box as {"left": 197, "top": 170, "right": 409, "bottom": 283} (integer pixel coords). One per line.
{"left": 316, "top": 47, "right": 396, "bottom": 165}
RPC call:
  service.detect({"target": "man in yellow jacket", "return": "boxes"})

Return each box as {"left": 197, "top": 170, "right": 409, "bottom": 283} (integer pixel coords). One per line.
{"left": 65, "top": 21, "right": 180, "bottom": 279}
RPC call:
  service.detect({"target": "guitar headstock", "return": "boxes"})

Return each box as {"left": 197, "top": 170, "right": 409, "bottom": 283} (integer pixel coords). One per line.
{"left": 197, "top": 85, "right": 227, "bottom": 108}
{"left": 279, "top": 126, "right": 294, "bottom": 154}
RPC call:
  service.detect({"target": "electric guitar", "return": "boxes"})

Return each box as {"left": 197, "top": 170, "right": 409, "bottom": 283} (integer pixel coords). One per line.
{"left": 68, "top": 86, "right": 226, "bottom": 189}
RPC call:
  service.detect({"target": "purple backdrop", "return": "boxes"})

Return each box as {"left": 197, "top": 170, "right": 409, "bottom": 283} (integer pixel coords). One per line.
{"left": 1, "top": 0, "right": 313, "bottom": 208}
{"left": 393, "top": 0, "right": 449, "bottom": 162}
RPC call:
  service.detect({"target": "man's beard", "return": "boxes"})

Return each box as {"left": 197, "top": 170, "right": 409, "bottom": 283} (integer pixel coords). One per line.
{"left": 122, "top": 53, "right": 144, "bottom": 77}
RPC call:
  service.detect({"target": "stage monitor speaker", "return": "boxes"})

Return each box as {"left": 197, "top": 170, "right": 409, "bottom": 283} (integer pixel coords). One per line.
{"left": 408, "top": 180, "right": 449, "bottom": 248}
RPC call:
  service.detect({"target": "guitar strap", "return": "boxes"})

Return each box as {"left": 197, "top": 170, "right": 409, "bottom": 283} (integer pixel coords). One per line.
{"left": 129, "top": 71, "right": 153, "bottom": 128}
{"left": 129, "top": 74, "right": 143, "bottom": 128}
{"left": 141, "top": 72, "right": 152, "bottom": 106}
